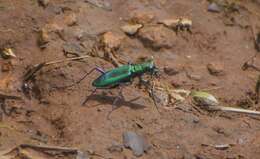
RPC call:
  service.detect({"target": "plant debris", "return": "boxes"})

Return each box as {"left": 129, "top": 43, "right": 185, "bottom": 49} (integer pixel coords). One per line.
{"left": 202, "top": 143, "right": 231, "bottom": 150}
{"left": 207, "top": 105, "right": 260, "bottom": 116}
{"left": 0, "top": 92, "right": 22, "bottom": 117}
{"left": 0, "top": 144, "right": 90, "bottom": 159}
{"left": 256, "top": 32, "right": 260, "bottom": 52}
{"left": 255, "top": 75, "right": 260, "bottom": 104}
{"left": 191, "top": 91, "right": 219, "bottom": 106}
{"left": 0, "top": 48, "right": 16, "bottom": 59}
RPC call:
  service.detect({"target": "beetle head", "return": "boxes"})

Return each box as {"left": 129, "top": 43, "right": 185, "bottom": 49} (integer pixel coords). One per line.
{"left": 148, "top": 56, "right": 160, "bottom": 78}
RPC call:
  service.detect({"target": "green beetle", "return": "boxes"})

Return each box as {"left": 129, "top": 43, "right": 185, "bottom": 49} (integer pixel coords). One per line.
{"left": 64, "top": 57, "right": 160, "bottom": 116}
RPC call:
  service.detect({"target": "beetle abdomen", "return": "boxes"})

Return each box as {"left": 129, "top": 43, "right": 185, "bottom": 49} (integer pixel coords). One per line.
{"left": 92, "top": 65, "right": 131, "bottom": 88}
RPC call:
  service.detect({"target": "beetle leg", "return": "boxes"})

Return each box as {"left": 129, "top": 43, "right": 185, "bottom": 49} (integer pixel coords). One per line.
{"left": 82, "top": 88, "right": 97, "bottom": 106}
{"left": 112, "top": 85, "right": 124, "bottom": 108}
{"left": 107, "top": 84, "right": 125, "bottom": 119}
{"left": 138, "top": 76, "right": 149, "bottom": 88}
{"left": 187, "top": 26, "right": 192, "bottom": 34}
{"left": 150, "top": 83, "right": 160, "bottom": 113}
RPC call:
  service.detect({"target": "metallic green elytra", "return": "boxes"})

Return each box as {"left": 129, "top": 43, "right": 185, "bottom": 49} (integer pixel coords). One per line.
{"left": 93, "top": 60, "right": 157, "bottom": 88}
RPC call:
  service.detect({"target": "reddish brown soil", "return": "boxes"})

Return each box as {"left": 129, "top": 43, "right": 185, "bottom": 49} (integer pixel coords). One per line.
{"left": 1, "top": 0, "right": 260, "bottom": 159}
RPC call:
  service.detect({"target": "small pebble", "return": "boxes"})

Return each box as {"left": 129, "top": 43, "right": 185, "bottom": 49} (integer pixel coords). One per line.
{"left": 123, "top": 131, "right": 150, "bottom": 157}
{"left": 107, "top": 142, "right": 124, "bottom": 153}
{"left": 63, "top": 42, "right": 85, "bottom": 57}
{"left": 121, "top": 24, "right": 143, "bottom": 36}
{"left": 207, "top": 62, "right": 225, "bottom": 76}
{"left": 164, "top": 67, "right": 180, "bottom": 76}
{"left": 153, "top": 89, "right": 169, "bottom": 106}
{"left": 65, "top": 13, "right": 77, "bottom": 26}
{"left": 38, "top": 28, "right": 50, "bottom": 48}
{"left": 208, "top": 2, "right": 221, "bottom": 13}
{"left": 77, "top": 151, "right": 90, "bottom": 159}
{"left": 186, "top": 72, "right": 202, "bottom": 81}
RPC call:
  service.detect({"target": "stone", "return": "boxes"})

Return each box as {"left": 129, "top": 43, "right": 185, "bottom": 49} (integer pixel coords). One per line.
{"left": 130, "top": 11, "right": 155, "bottom": 24}
{"left": 45, "top": 23, "right": 63, "bottom": 33}
{"left": 63, "top": 42, "right": 85, "bottom": 57}
{"left": 101, "top": 32, "right": 124, "bottom": 50}
{"left": 121, "top": 24, "right": 143, "bottom": 36}
{"left": 153, "top": 89, "right": 169, "bottom": 106}
{"left": 38, "top": 28, "right": 50, "bottom": 48}
{"left": 182, "top": 114, "right": 200, "bottom": 124}
{"left": 186, "top": 73, "right": 202, "bottom": 81}
{"left": 65, "top": 13, "right": 77, "bottom": 26}
{"left": 163, "top": 67, "right": 180, "bottom": 76}
{"left": 171, "top": 79, "right": 183, "bottom": 88}
{"left": 107, "top": 142, "right": 124, "bottom": 153}
{"left": 123, "top": 131, "right": 150, "bottom": 157}
{"left": 84, "top": 0, "right": 112, "bottom": 11}
{"left": 1, "top": 61, "right": 12, "bottom": 72}
{"left": 207, "top": 62, "right": 225, "bottom": 76}
{"left": 208, "top": 2, "right": 221, "bottom": 13}
{"left": 46, "top": 5, "right": 63, "bottom": 14}
{"left": 138, "top": 25, "right": 176, "bottom": 50}
{"left": 77, "top": 151, "right": 90, "bottom": 159}
{"left": 37, "top": 23, "right": 63, "bottom": 47}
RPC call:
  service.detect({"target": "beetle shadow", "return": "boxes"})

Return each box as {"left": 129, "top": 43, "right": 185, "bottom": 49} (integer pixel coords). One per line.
{"left": 83, "top": 94, "right": 147, "bottom": 110}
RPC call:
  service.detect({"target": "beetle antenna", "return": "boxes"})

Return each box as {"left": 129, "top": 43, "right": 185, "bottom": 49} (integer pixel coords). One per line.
{"left": 56, "top": 67, "right": 105, "bottom": 89}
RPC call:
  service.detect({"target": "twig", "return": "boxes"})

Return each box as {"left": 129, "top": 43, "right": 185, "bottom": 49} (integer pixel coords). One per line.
{"left": 255, "top": 75, "right": 260, "bottom": 103}
{"left": 201, "top": 86, "right": 223, "bottom": 92}
{"left": 23, "top": 55, "right": 90, "bottom": 82}
{"left": 249, "top": 16, "right": 260, "bottom": 52}
{"left": 20, "top": 144, "right": 78, "bottom": 153}
{"left": 45, "top": 55, "right": 90, "bottom": 66}
{"left": 242, "top": 54, "right": 258, "bottom": 71}
{"left": 1, "top": 144, "right": 106, "bottom": 159}
{"left": 207, "top": 105, "right": 260, "bottom": 116}
{"left": 0, "top": 93, "right": 21, "bottom": 100}
{"left": 241, "top": 17, "right": 260, "bottom": 71}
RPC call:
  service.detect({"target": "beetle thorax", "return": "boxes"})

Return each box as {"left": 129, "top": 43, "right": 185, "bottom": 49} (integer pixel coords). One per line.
{"left": 131, "top": 61, "right": 154, "bottom": 74}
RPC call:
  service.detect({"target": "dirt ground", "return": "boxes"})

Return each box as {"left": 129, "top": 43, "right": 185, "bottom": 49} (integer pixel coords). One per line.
{"left": 1, "top": 0, "right": 260, "bottom": 158}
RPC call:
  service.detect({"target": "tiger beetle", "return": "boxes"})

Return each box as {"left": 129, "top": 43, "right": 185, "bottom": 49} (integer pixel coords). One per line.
{"left": 64, "top": 57, "right": 160, "bottom": 116}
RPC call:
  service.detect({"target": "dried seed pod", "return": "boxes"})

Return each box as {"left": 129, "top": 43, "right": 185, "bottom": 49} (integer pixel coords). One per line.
{"left": 191, "top": 91, "right": 219, "bottom": 106}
